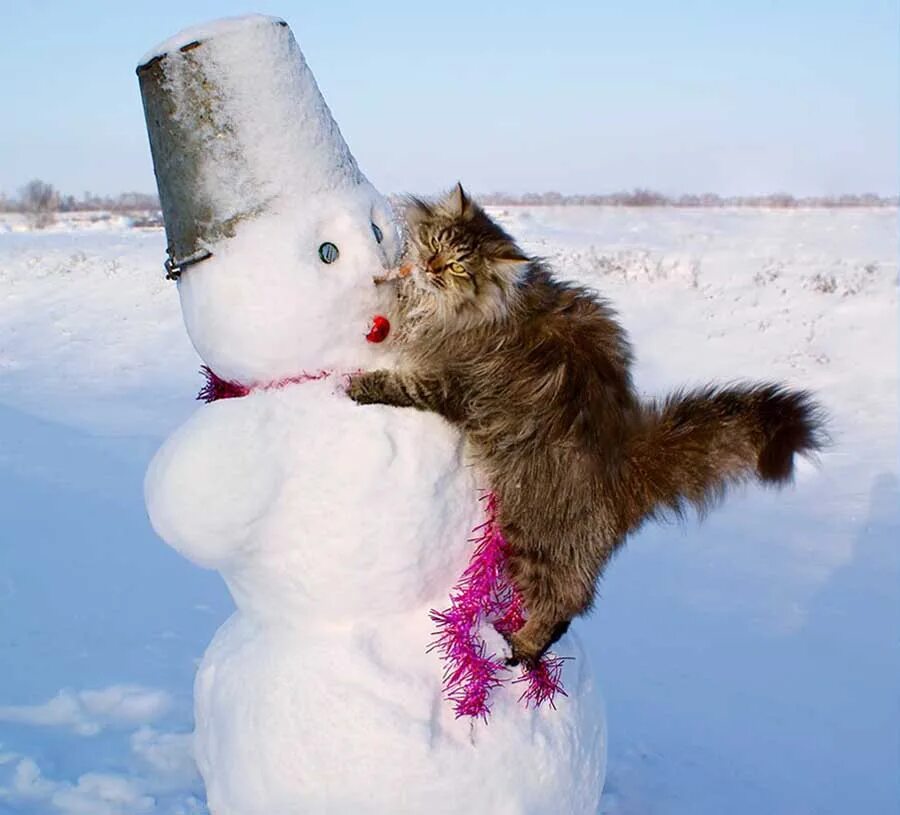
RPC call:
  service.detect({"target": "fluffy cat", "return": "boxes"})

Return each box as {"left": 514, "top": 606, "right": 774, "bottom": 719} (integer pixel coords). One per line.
{"left": 349, "top": 184, "right": 826, "bottom": 666}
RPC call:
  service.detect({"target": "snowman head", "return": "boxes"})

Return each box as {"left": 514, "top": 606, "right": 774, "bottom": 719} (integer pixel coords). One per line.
{"left": 138, "top": 15, "right": 401, "bottom": 384}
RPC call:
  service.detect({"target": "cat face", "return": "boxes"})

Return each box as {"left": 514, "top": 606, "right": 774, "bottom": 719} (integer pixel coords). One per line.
{"left": 401, "top": 184, "right": 528, "bottom": 327}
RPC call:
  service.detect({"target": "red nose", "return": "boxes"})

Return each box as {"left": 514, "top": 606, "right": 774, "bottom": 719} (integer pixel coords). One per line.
{"left": 366, "top": 314, "right": 391, "bottom": 343}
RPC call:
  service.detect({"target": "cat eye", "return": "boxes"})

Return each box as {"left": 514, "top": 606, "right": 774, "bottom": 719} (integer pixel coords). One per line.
{"left": 318, "top": 242, "right": 339, "bottom": 264}
{"left": 448, "top": 262, "right": 467, "bottom": 277}
{"left": 371, "top": 223, "right": 383, "bottom": 244}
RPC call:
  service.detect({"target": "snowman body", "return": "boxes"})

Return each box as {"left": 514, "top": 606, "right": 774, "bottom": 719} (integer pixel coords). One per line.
{"left": 147, "top": 383, "right": 605, "bottom": 814}
{"left": 139, "top": 15, "right": 605, "bottom": 813}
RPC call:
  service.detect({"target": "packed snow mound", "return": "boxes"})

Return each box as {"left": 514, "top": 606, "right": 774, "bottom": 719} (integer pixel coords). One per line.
{"left": 176, "top": 202, "right": 401, "bottom": 385}
{"left": 139, "top": 15, "right": 607, "bottom": 814}
{"left": 146, "top": 383, "right": 606, "bottom": 814}
{"left": 146, "top": 382, "right": 477, "bottom": 617}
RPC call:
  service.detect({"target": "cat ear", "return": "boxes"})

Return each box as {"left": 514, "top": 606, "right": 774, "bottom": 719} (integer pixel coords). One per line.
{"left": 495, "top": 244, "right": 529, "bottom": 263}
{"left": 403, "top": 196, "right": 432, "bottom": 229}
{"left": 493, "top": 257, "right": 529, "bottom": 286}
{"left": 492, "top": 244, "right": 530, "bottom": 283}
{"left": 447, "top": 182, "right": 472, "bottom": 218}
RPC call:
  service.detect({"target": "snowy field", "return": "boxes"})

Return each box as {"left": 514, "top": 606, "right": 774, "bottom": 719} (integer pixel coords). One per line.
{"left": 0, "top": 206, "right": 896, "bottom": 814}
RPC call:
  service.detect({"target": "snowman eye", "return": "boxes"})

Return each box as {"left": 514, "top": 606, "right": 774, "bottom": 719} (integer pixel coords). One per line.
{"left": 318, "top": 242, "right": 339, "bottom": 264}
{"left": 371, "top": 223, "right": 383, "bottom": 244}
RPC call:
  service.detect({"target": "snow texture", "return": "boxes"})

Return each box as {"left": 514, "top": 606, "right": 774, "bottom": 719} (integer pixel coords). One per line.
{"left": 0, "top": 687, "right": 171, "bottom": 737}
{"left": 139, "top": 15, "right": 605, "bottom": 815}
{"left": 139, "top": 14, "right": 286, "bottom": 67}
{"left": 0, "top": 203, "right": 896, "bottom": 814}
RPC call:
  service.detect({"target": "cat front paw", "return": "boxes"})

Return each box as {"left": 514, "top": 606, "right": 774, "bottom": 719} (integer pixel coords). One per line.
{"left": 346, "top": 371, "right": 388, "bottom": 405}
{"left": 506, "top": 631, "right": 543, "bottom": 670}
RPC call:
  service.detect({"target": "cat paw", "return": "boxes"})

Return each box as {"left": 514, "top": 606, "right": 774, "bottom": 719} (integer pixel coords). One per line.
{"left": 507, "top": 631, "right": 543, "bottom": 669}
{"left": 346, "top": 372, "right": 384, "bottom": 405}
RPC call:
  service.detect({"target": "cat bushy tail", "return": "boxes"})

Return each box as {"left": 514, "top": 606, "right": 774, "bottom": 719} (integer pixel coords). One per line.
{"left": 622, "top": 384, "right": 827, "bottom": 529}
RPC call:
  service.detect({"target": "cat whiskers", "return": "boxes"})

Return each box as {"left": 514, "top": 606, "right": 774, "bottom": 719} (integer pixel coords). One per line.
{"left": 373, "top": 262, "right": 415, "bottom": 286}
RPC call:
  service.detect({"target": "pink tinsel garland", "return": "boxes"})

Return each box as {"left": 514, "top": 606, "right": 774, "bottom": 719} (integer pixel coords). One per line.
{"left": 429, "top": 493, "right": 568, "bottom": 720}
{"left": 198, "top": 365, "right": 331, "bottom": 403}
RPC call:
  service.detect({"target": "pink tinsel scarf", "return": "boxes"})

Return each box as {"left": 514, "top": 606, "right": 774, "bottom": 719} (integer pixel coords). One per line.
{"left": 197, "top": 368, "right": 567, "bottom": 718}
{"left": 197, "top": 365, "right": 331, "bottom": 403}
{"left": 429, "top": 493, "right": 568, "bottom": 720}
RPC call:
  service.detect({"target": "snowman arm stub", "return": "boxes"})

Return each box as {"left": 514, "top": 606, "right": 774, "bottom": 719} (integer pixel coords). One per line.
{"left": 348, "top": 370, "right": 467, "bottom": 422}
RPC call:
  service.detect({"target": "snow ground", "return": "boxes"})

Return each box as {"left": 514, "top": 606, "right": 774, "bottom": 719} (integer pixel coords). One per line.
{"left": 0, "top": 207, "right": 896, "bottom": 814}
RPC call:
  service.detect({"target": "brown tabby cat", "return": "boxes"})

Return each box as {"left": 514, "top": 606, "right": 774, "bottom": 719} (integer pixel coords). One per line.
{"left": 349, "top": 184, "right": 826, "bottom": 667}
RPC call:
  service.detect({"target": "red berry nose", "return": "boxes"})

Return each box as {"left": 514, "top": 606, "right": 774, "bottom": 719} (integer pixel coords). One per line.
{"left": 366, "top": 314, "right": 391, "bottom": 343}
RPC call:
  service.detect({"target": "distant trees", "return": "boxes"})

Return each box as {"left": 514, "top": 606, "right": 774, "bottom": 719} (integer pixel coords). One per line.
{"left": 0, "top": 182, "right": 163, "bottom": 228}
{"left": 20, "top": 179, "right": 60, "bottom": 228}
{"left": 1, "top": 182, "right": 896, "bottom": 224}
{"left": 476, "top": 189, "right": 899, "bottom": 208}
{"left": 62, "top": 190, "right": 161, "bottom": 212}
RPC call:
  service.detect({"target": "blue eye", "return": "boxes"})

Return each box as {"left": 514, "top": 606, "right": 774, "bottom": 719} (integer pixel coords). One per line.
{"left": 318, "top": 242, "right": 339, "bottom": 264}
{"left": 371, "top": 222, "right": 384, "bottom": 244}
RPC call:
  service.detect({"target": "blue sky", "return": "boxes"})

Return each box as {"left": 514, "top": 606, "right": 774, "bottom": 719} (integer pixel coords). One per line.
{"left": 0, "top": 1, "right": 896, "bottom": 197}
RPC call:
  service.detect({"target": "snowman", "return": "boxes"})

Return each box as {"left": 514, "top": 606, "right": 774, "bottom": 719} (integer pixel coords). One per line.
{"left": 138, "top": 15, "right": 605, "bottom": 814}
